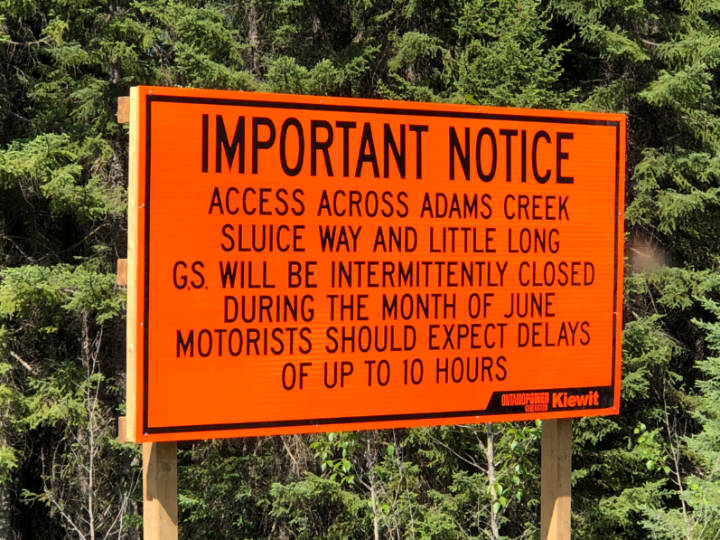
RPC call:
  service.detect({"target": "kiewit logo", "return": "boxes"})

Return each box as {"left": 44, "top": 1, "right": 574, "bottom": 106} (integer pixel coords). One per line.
{"left": 551, "top": 390, "right": 599, "bottom": 409}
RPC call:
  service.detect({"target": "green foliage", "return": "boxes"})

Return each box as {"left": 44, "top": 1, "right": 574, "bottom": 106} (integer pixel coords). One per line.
{"left": 270, "top": 473, "right": 371, "bottom": 539}
{"left": 645, "top": 279, "right": 720, "bottom": 539}
{"left": 0, "top": 134, "right": 124, "bottom": 223}
{"left": 0, "top": 262, "right": 123, "bottom": 326}
{"left": 0, "top": 352, "right": 21, "bottom": 488}
{"left": 454, "top": 0, "right": 569, "bottom": 108}
{"left": 178, "top": 439, "right": 273, "bottom": 538}
{"left": 135, "top": 0, "right": 256, "bottom": 90}
{"left": 312, "top": 431, "right": 357, "bottom": 487}
{"left": 550, "top": 0, "right": 720, "bottom": 537}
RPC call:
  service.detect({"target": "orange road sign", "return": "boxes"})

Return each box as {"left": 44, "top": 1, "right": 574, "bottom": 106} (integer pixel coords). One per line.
{"left": 125, "top": 86, "right": 625, "bottom": 442}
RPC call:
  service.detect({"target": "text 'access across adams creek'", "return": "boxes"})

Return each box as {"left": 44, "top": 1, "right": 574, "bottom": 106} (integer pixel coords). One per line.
{"left": 125, "top": 86, "right": 626, "bottom": 442}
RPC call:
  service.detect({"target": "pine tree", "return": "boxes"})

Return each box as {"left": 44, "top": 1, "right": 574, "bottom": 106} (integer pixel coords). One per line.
{"left": 3, "top": 0, "right": 720, "bottom": 537}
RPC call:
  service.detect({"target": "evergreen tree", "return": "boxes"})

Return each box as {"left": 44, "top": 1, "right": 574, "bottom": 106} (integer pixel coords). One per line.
{"left": 2, "top": 0, "right": 720, "bottom": 537}
{"left": 550, "top": 1, "right": 720, "bottom": 537}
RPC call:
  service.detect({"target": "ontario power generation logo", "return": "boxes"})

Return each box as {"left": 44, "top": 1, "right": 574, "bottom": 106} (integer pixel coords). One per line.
{"left": 500, "top": 389, "right": 600, "bottom": 413}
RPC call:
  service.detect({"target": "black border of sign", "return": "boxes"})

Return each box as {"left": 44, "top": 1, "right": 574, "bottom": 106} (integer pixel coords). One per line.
{"left": 141, "top": 92, "right": 623, "bottom": 435}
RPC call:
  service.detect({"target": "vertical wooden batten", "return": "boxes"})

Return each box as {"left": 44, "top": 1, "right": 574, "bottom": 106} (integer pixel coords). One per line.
{"left": 116, "top": 258, "right": 128, "bottom": 287}
{"left": 117, "top": 96, "right": 130, "bottom": 124}
{"left": 124, "top": 90, "right": 139, "bottom": 444}
{"left": 120, "top": 94, "right": 178, "bottom": 539}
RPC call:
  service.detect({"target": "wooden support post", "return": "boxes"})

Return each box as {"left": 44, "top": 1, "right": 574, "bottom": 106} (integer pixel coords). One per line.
{"left": 119, "top": 95, "right": 177, "bottom": 538}
{"left": 541, "top": 419, "right": 572, "bottom": 540}
{"left": 143, "top": 442, "right": 178, "bottom": 540}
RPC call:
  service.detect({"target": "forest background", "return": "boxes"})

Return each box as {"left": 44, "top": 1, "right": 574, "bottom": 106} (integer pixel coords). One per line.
{"left": 2, "top": 0, "right": 720, "bottom": 538}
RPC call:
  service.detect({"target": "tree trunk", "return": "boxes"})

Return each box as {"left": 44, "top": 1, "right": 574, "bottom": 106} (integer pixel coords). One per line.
{"left": 0, "top": 480, "right": 12, "bottom": 540}
{"left": 247, "top": 1, "right": 261, "bottom": 75}
{"left": 484, "top": 425, "right": 501, "bottom": 540}
{"left": 370, "top": 483, "right": 380, "bottom": 540}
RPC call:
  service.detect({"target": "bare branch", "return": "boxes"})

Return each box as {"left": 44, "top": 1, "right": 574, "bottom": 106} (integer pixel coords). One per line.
{"left": 9, "top": 351, "right": 35, "bottom": 373}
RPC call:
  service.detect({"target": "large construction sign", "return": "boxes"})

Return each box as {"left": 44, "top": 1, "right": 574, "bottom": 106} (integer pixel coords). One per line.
{"left": 125, "top": 86, "right": 625, "bottom": 442}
